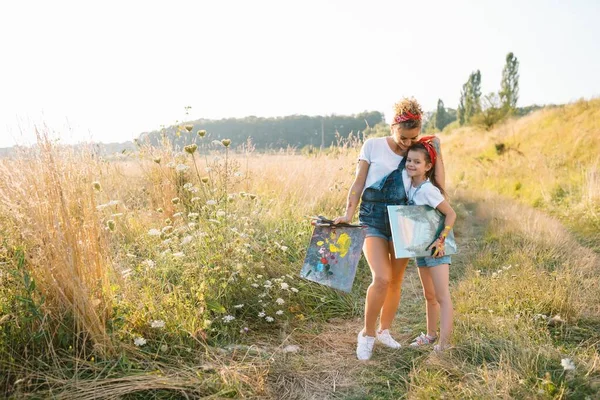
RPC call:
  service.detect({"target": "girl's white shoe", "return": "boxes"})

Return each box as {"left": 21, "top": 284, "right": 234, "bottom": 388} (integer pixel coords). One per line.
{"left": 356, "top": 330, "right": 376, "bottom": 360}
{"left": 376, "top": 329, "right": 402, "bottom": 349}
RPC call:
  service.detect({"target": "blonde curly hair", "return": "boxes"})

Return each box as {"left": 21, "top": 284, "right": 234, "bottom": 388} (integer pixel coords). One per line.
{"left": 393, "top": 97, "right": 423, "bottom": 122}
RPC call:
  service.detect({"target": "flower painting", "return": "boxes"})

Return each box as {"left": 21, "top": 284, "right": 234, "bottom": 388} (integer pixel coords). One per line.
{"left": 301, "top": 219, "right": 366, "bottom": 293}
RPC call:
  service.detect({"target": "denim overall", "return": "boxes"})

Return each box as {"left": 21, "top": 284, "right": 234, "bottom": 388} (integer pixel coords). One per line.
{"left": 358, "top": 157, "right": 408, "bottom": 241}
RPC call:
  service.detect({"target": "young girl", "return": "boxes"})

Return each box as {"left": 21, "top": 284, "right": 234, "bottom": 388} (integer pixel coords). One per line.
{"left": 403, "top": 140, "right": 456, "bottom": 351}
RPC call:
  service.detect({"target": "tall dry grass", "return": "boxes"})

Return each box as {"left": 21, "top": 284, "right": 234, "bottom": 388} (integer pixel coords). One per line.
{"left": 0, "top": 132, "right": 114, "bottom": 353}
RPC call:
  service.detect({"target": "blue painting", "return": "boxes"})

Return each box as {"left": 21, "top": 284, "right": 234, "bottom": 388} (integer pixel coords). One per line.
{"left": 387, "top": 205, "right": 457, "bottom": 258}
{"left": 301, "top": 217, "right": 366, "bottom": 293}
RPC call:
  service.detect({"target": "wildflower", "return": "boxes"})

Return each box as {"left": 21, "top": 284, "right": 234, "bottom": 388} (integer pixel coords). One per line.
{"left": 166, "top": 161, "right": 176, "bottom": 169}
{"left": 201, "top": 176, "right": 209, "bottom": 184}
{"left": 222, "top": 315, "right": 235, "bottom": 323}
{"left": 134, "top": 337, "right": 147, "bottom": 346}
{"left": 184, "top": 124, "right": 194, "bottom": 132}
{"left": 276, "top": 298, "right": 285, "bottom": 305}
{"left": 276, "top": 310, "right": 284, "bottom": 315}
{"left": 561, "top": 358, "right": 576, "bottom": 371}
{"left": 258, "top": 311, "right": 266, "bottom": 318}
{"left": 258, "top": 293, "right": 267, "bottom": 298}
{"left": 165, "top": 218, "right": 173, "bottom": 225}
{"left": 106, "top": 220, "right": 116, "bottom": 231}
{"left": 172, "top": 212, "right": 183, "bottom": 218}
{"left": 251, "top": 283, "right": 259, "bottom": 288}
{"left": 176, "top": 164, "right": 189, "bottom": 172}
{"left": 162, "top": 226, "right": 173, "bottom": 234}
{"left": 234, "top": 304, "right": 244, "bottom": 309}
{"left": 92, "top": 181, "right": 102, "bottom": 191}
{"left": 221, "top": 139, "right": 231, "bottom": 147}
{"left": 126, "top": 253, "right": 136, "bottom": 258}
{"left": 188, "top": 212, "right": 199, "bottom": 219}
{"left": 181, "top": 235, "right": 193, "bottom": 245}
{"left": 172, "top": 197, "right": 180, "bottom": 205}
{"left": 205, "top": 167, "right": 212, "bottom": 172}
{"left": 280, "top": 282, "right": 289, "bottom": 290}
{"left": 153, "top": 157, "right": 161, "bottom": 164}
{"left": 188, "top": 222, "right": 197, "bottom": 229}
{"left": 184, "top": 144, "right": 198, "bottom": 154}
{"left": 216, "top": 210, "right": 226, "bottom": 218}
{"left": 240, "top": 327, "right": 249, "bottom": 334}
{"left": 249, "top": 193, "right": 257, "bottom": 200}
{"left": 191, "top": 197, "right": 201, "bottom": 203}
{"left": 227, "top": 194, "right": 236, "bottom": 202}
{"left": 280, "top": 246, "right": 288, "bottom": 252}
{"left": 142, "top": 259, "right": 155, "bottom": 268}
{"left": 157, "top": 207, "right": 164, "bottom": 213}
{"left": 208, "top": 219, "right": 220, "bottom": 224}
{"left": 291, "top": 287, "right": 299, "bottom": 293}
{"left": 212, "top": 140, "right": 224, "bottom": 147}
{"left": 150, "top": 320, "right": 165, "bottom": 328}
{"left": 206, "top": 200, "right": 217, "bottom": 206}
{"left": 265, "top": 316, "right": 274, "bottom": 323}
{"left": 197, "top": 129, "right": 206, "bottom": 138}
{"left": 173, "top": 252, "right": 185, "bottom": 258}
{"left": 148, "top": 228, "right": 161, "bottom": 236}
{"left": 160, "top": 344, "right": 169, "bottom": 352}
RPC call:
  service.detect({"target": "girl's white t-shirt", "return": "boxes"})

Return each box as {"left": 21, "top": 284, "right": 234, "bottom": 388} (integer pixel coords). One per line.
{"left": 402, "top": 169, "right": 445, "bottom": 209}
{"left": 358, "top": 137, "right": 404, "bottom": 189}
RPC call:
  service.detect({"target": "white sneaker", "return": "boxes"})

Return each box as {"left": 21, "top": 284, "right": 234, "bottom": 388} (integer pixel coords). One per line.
{"left": 376, "top": 329, "right": 401, "bottom": 349}
{"left": 356, "top": 330, "right": 375, "bottom": 360}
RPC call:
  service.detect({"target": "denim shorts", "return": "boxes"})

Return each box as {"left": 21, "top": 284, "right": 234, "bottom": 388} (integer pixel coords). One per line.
{"left": 416, "top": 255, "right": 452, "bottom": 268}
{"left": 359, "top": 202, "right": 393, "bottom": 241}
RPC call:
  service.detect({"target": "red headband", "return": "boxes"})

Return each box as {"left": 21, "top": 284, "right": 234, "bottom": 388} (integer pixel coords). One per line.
{"left": 418, "top": 135, "right": 437, "bottom": 166}
{"left": 394, "top": 111, "right": 422, "bottom": 123}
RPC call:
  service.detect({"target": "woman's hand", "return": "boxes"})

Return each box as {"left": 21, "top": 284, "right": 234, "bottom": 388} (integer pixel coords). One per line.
{"left": 427, "top": 238, "right": 446, "bottom": 258}
{"left": 333, "top": 215, "right": 351, "bottom": 225}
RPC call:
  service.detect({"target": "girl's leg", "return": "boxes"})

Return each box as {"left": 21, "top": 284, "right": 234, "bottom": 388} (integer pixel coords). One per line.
{"left": 417, "top": 267, "right": 440, "bottom": 338}
{"left": 362, "top": 237, "right": 393, "bottom": 337}
{"left": 428, "top": 264, "right": 453, "bottom": 347}
{"left": 378, "top": 243, "right": 409, "bottom": 331}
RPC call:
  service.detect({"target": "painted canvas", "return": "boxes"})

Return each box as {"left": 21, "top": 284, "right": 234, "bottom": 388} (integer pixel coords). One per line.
{"left": 387, "top": 205, "right": 457, "bottom": 258}
{"left": 300, "top": 217, "right": 366, "bottom": 293}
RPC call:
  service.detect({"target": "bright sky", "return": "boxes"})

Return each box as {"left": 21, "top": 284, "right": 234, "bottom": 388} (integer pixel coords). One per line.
{"left": 1, "top": 0, "right": 599, "bottom": 147}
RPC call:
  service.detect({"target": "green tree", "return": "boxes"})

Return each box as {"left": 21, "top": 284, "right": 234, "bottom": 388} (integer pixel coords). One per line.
{"left": 459, "top": 70, "right": 482, "bottom": 125}
{"left": 499, "top": 52, "right": 520, "bottom": 111}
{"left": 434, "top": 99, "right": 449, "bottom": 131}
{"left": 457, "top": 90, "right": 466, "bottom": 125}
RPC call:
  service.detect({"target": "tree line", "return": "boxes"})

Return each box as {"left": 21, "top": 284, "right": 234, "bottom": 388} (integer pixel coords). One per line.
{"left": 425, "top": 52, "right": 522, "bottom": 132}
{"left": 140, "top": 112, "right": 383, "bottom": 151}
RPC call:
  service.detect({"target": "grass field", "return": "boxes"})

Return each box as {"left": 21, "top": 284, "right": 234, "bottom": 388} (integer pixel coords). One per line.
{"left": 0, "top": 100, "right": 599, "bottom": 399}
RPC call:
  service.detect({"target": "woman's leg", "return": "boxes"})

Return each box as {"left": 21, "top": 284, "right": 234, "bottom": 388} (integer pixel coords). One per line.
{"left": 362, "top": 236, "right": 393, "bottom": 337}
{"left": 378, "top": 243, "right": 409, "bottom": 331}
{"left": 417, "top": 267, "right": 440, "bottom": 338}
{"left": 428, "top": 264, "right": 453, "bottom": 347}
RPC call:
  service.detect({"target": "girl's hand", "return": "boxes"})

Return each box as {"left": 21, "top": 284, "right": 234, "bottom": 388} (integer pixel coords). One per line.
{"left": 333, "top": 215, "right": 351, "bottom": 225}
{"left": 427, "top": 238, "right": 446, "bottom": 258}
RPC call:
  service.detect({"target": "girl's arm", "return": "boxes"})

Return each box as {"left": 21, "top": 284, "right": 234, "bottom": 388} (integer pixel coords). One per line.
{"left": 432, "top": 137, "right": 446, "bottom": 193}
{"left": 333, "top": 160, "right": 369, "bottom": 224}
{"left": 428, "top": 199, "right": 456, "bottom": 257}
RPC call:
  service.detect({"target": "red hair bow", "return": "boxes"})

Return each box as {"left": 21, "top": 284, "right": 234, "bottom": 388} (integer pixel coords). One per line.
{"left": 394, "top": 111, "right": 422, "bottom": 123}
{"left": 418, "top": 135, "right": 437, "bottom": 166}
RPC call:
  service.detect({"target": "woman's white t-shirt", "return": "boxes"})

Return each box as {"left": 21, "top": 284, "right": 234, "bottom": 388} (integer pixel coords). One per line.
{"left": 401, "top": 169, "right": 445, "bottom": 209}
{"left": 358, "top": 137, "right": 404, "bottom": 189}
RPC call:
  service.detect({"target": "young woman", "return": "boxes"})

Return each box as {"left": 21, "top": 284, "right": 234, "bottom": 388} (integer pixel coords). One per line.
{"left": 333, "top": 98, "right": 446, "bottom": 360}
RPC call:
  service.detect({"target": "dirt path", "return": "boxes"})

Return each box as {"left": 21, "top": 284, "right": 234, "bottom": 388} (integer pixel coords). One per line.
{"left": 263, "top": 199, "right": 487, "bottom": 399}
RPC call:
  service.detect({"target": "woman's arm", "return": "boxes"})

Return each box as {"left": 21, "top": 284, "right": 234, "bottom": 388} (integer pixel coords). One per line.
{"left": 427, "top": 199, "right": 456, "bottom": 257}
{"left": 432, "top": 137, "right": 446, "bottom": 194}
{"left": 333, "top": 160, "right": 369, "bottom": 224}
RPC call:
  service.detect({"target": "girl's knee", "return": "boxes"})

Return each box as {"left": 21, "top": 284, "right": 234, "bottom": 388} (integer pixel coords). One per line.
{"left": 435, "top": 291, "right": 452, "bottom": 306}
{"left": 372, "top": 275, "right": 391, "bottom": 290}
